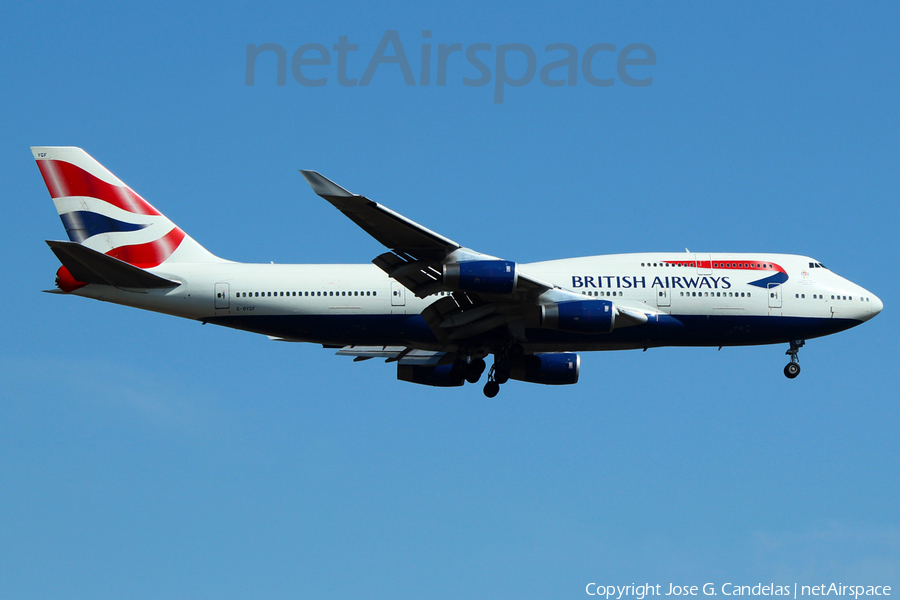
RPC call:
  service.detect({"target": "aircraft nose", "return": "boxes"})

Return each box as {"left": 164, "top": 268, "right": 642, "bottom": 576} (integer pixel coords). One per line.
{"left": 871, "top": 293, "right": 883, "bottom": 316}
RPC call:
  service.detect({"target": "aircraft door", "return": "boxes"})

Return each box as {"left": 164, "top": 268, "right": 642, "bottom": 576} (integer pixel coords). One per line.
{"left": 215, "top": 282, "right": 230, "bottom": 309}
{"left": 695, "top": 253, "right": 712, "bottom": 275}
{"left": 656, "top": 287, "right": 671, "bottom": 307}
{"left": 767, "top": 283, "right": 782, "bottom": 309}
{"left": 390, "top": 280, "right": 406, "bottom": 307}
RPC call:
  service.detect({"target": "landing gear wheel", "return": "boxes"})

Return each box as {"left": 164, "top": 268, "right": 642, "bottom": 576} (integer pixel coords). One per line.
{"left": 784, "top": 339, "right": 804, "bottom": 379}
{"left": 483, "top": 381, "right": 500, "bottom": 398}
{"left": 465, "top": 358, "right": 486, "bottom": 384}
{"left": 784, "top": 363, "right": 801, "bottom": 379}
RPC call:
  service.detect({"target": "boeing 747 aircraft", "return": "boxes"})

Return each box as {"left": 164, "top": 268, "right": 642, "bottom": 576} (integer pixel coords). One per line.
{"left": 34, "top": 147, "right": 882, "bottom": 397}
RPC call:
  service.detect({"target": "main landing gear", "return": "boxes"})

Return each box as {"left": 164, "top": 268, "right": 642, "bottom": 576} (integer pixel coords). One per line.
{"left": 784, "top": 339, "right": 804, "bottom": 379}
{"left": 482, "top": 343, "right": 523, "bottom": 398}
{"left": 452, "top": 356, "right": 486, "bottom": 385}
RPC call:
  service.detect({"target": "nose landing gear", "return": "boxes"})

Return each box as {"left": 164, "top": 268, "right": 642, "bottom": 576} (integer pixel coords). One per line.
{"left": 784, "top": 339, "right": 804, "bottom": 379}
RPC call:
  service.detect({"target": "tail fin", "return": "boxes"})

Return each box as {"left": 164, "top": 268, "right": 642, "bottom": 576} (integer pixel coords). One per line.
{"left": 32, "top": 147, "right": 222, "bottom": 267}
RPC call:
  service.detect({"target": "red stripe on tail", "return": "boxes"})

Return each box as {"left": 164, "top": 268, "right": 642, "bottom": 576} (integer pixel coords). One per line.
{"left": 106, "top": 227, "right": 186, "bottom": 268}
{"left": 36, "top": 159, "right": 161, "bottom": 216}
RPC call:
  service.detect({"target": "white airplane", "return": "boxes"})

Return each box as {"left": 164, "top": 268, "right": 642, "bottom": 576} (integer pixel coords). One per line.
{"left": 34, "top": 146, "right": 882, "bottom": 397}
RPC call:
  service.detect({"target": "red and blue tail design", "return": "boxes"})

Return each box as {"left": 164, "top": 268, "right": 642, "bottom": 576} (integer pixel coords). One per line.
{"left": 33, "top": 147, "right": 220, "bottom": 268}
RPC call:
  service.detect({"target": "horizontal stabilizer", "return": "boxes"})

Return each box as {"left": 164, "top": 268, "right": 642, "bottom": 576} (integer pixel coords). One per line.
{"left": 47, "top": 240, "right": 181, "bottom": 289}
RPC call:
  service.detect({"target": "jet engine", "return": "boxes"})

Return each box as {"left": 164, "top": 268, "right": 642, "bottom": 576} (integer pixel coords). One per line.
{"left": 540, "top": 299, "right": 615, "bottom": 334}
{"left": 397, "top": 363, "right": 465, "bottom": 387}
{"left": 508, "top": 353, "right": 580, "bottom": 385}
{"left": 443, "top": 260, "right": 518, "bottom": 295}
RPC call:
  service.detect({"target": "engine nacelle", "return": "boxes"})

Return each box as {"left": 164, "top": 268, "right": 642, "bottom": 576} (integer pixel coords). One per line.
{"left": 509, "top": 353, "right": 580, "bottom": 385}
{"left": 397, "top": 364, "right": 464, "bottom": 387}
{"left": 541, "top": 300, "right": 615, "bottom": 333}
{"left": 443, "top": 260, "right": 518, "bottom": 295}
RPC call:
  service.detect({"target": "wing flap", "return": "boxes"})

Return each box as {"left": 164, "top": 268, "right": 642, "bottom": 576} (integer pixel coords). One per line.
{"left": 336, "top": 345, "right": 447, "bottom": 365}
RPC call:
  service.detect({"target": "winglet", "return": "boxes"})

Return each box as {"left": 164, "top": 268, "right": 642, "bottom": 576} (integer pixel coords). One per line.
{"left": 300, "top": 170, "right": 354, "bottom": 198}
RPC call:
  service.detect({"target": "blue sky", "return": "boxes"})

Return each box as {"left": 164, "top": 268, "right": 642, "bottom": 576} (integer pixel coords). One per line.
{"left": 2, "top": 2, "right": 898, "bottom": 598}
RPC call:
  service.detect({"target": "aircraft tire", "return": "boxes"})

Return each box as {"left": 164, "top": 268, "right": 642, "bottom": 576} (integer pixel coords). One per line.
{"left": 483, "top": 381, "right": 500, "bottom": 398}
{"left": 784, "top": 363, "right": 801, "bottom": 379}
{"left": 466, "top": 358, "right": 486, "bottom": 384}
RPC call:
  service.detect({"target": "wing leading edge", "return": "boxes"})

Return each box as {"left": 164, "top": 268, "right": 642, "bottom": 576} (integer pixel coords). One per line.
{"left": 300, "top": 170, "right": 555, "bottom": 299}
{"left": 300, "top": 170, "right": 653, "bottom": 347}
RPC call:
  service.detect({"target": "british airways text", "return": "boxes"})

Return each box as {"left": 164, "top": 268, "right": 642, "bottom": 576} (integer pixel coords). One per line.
{"left": 571, "top": 276, "right": 732, "bottom": 289}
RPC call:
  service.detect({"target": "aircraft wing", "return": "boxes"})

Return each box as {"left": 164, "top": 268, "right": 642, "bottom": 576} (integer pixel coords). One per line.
{"left": 300, "top": 171, "right": 658, "bottom": 345}
{"left": 300, "top": 171, "right": 459, "bottom": 259}
{"left": 300, "top": 170, "right": 555, "bottom": 300}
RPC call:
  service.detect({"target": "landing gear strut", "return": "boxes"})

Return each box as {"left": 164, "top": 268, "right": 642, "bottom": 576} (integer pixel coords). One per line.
{"left": 483, "top": 368, "right": 500, "bottom": 398}
{"left": 482, "top": 343, "right": 524, "bottom": 397}
{"left": 784, "top": 339, "right": 804, "bottom": 379}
